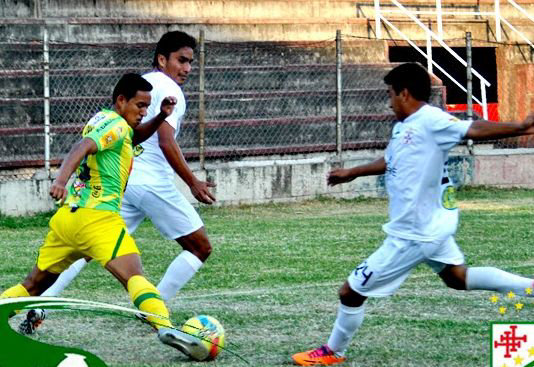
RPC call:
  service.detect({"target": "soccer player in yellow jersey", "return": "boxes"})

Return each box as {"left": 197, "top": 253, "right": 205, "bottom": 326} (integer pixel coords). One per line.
{"left": 0, "top": 73, "right": 209, "bottom": 360}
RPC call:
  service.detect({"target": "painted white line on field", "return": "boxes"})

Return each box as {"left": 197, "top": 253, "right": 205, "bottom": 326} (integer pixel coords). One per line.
{"left": 174, "top": 262, "right": 534, "bottom": 301}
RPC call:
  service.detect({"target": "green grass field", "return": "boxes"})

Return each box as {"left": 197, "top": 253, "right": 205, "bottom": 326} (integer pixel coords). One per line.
{"left": 1, "top": 187, "right": 534, "bottom": 367}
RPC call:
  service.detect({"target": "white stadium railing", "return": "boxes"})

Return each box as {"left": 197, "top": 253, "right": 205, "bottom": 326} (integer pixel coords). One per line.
{"left": 372, "top": 0, "right": 534, "bottom": 120}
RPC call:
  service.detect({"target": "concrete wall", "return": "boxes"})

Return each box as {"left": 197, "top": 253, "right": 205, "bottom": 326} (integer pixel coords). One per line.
{"left": 0, "top": 149, "right": 474, "bottom": 216}
{"left": 473, "top": 149, "right": 534, "bottom": 187}
{"left": 1, "top": 0, "right": 533, "bottom": 43}
{"left": 5, "top": 148, "right": 534, "bottom": 216}
{"left": 496, "top": 46, "right": 534, "bottom": 124}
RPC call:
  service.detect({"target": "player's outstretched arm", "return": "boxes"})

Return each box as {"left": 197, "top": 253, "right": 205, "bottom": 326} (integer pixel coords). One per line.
{"left": 132, "top": 96, "right": 177, "bottom": 146}
{"left": 327, "top": 157, "right": 386, "bottom": 186}
{"left": 50, "top": 138, "right": 98, "bottom": 202}
{"left": 465, "top": 112, "right": 534, "bottom": 141}
{"left": 158, "top": 122, "right": 216, "bottom": 204}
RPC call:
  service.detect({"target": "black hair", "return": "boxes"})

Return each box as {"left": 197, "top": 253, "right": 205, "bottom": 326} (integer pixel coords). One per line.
{"left": 112, "top": 73, "right": 153, "bottom": 103}
{"left": 152, "top": 31, "right": 197, "bottom": 68}
{"left": 383, "top": 63, "right": 431, "bottom": 102}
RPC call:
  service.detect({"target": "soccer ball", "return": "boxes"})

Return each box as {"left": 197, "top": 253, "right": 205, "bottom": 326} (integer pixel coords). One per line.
{"left": 181, "top": 315, "right": 225, "bottom": 360}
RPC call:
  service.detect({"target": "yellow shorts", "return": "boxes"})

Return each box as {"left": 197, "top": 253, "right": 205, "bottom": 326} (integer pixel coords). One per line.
{"left": 37, "top": 206, "right": 140, "bottom": 274}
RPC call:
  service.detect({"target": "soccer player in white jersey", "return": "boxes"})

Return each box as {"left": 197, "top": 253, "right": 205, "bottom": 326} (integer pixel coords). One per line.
{"left": 19, "top": 31, "right": 216, "bottom": 335}
{"left": 292, "top": 63, "right": 534, "bottom": 366}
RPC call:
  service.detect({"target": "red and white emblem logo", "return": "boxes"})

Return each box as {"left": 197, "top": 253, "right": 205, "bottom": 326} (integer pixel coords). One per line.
{"left": 492, "top": 323, "right": 534, "bottom": 366}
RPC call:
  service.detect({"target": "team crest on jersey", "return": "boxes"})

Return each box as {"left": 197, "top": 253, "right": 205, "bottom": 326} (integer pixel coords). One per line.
{"left": 72, "top": 180, "right": 86, "bottom": 197}
{"left": 100, "top": 129, "right": 119, "bottom": 148}
{"left": 441, "top": 185, "right": 457, "bottom": 209}
{"left": 402, "top": 128, "right": 415, "bottom": 145}
{"left": 133, "top": 144, "right": 144, "bottom": 157}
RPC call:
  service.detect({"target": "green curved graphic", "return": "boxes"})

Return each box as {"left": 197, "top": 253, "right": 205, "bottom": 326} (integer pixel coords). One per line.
{"left": 0, "top": 297, "right": 247, "bottom": 366}
{"left": 0, "top": 297, "right": 133, "bottom": 367}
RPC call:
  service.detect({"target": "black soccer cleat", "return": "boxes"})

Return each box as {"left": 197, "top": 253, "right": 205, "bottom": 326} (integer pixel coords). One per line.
{"left": 18, "top": 309, "right": 46, "bottom": 335}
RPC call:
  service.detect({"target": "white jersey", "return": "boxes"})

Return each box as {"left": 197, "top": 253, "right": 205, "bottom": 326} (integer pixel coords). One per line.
{"left": 127, "top": 71, "right": 186, "bottom": 186}
{"left": 382, "top": 104, "right": 472, "bottom": 243}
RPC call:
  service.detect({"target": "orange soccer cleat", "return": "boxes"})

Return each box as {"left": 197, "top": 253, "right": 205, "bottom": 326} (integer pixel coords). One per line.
{"left": 292, "top": 345, "right": 346, "bottom": 366}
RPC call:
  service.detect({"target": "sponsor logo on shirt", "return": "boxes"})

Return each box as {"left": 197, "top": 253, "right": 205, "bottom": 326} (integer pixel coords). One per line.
{"left": 441, "top": 185, "right": 457, "bottom": 209}
{"left": 133, "top": 144, "right": 144, "bottom": 157}
{"left": 91, "top": 185, "right": 102, "bottom": 198}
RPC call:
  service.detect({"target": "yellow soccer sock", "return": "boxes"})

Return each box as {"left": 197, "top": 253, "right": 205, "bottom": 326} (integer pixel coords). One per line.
{"left": 1, "top": 284, "right": 31, "bottom": 317}
{"left": 127, "top": 275, "right": 172, "bottom": 329}
{"left": 1, "top": 284, "right": 30, "bottom": 299}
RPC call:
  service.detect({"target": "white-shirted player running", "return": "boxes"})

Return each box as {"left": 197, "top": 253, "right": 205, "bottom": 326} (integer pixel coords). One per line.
{"left": 292, "top": 63, "right": 534, "bottom": 366}
{"left": 20, "top": 31, "right": 216, "bottom": 335}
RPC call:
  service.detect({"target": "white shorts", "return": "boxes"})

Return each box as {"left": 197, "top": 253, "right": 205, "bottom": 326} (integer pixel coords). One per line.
{"left": 348, "top": 235, "right": 465, "bottom": 297}
{"left": 121, "top": 184, "right": 204, "bottom": 240}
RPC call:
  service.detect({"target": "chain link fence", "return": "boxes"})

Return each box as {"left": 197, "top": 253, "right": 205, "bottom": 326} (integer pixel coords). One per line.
{"left": 0, "top": 32, "right": 531, "bottom": 182}
{"left": 0, "top": 41, "right": 45, "bottom": 180}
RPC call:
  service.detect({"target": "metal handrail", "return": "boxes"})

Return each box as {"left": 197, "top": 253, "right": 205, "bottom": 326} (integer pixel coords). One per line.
{"left": 381, "top": 18, "right": 487, "bottom": 107}
{"left": 496, "top": 0, "right": 534, "bottom": 48}
{"left": 374, "top": 0, "right": 491, "bottom": 119}
{"left": 374, "top": 0, "right": 534, "bottom": 48}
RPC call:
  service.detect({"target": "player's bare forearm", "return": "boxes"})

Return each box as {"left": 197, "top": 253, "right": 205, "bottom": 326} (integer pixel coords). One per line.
{"left": 132, "top": 96, "right": 177, "bottom": 146}
{"left": 51, "top": 138, "right": 97, "bottom": 201}
{"left": 327, "top": 157, "right": 386, "bottom": 186}
{"left": 161, "top": 138, "right": 196, "bottom": 185}
{"left": 132, "top": 112, "right": 167, "bottom": 146}
{"left": 158, "top": 123, "right": 216, "bottom": 204}
{"left": 466, "top": 113, "right": 534, "bottom": 141}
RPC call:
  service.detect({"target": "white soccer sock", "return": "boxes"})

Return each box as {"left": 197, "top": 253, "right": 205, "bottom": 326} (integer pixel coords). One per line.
{"left": 466, "top": 267, "right": 534, "bottom": 296}
{"left": 157, "top": 251, "right": 203, "bottom": 302}
{"left": 327, "top": 304, "right": 365, "bottom": 356}
{"left": 41, "top": 258, "right": 88, "bottom": 297}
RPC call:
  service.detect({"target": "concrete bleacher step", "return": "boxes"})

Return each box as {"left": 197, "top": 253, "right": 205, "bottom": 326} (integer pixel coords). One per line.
{"left": 356, "top": 0, "right": 534, "bottom": 21}
{"left": 354, "top": 0, "right": 534, "bottom": 42}
{"left": 0, "top": 62, "right": 394, "bottom": 105}
{"left": 0, "top": 62, "right": 399, "bottom": 127}
{"left": 0, "top": 86, "right": 444, "bottom": 167}
{"left": 0, "top": 33, "right": 444, "bottom": 167}
{"left": 0, "top": 114, "right": 395, "bottom": 167}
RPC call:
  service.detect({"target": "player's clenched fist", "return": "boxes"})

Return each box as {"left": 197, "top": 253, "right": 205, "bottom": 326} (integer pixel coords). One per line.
{"left": 160, "top": 96, "right": 177, "bottom": 118}
{"left": 327, "top": 168, "right": 354, "bottom": 186}
{"left": 49, "top": 180, "right": 68, "bottom": 202}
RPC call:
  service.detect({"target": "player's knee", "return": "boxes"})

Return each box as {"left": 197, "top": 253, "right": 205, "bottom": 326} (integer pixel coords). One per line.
{"left": 195, "top": 240, "right": 212, "bottom": 261}
{"left": 179, "top": 230, "right": 212, "bottom": 262}
{"left": 439, "top": 265, "right": 467, "bottom": 290}
{"left": 339, "top": 282, "right": 366, "bottom": 307}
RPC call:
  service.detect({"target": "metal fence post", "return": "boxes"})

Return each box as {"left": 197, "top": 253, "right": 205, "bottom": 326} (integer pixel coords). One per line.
{"left": 466, "top": 32, "right": 473, "bottom": 120}
{"left": 336, "top": 30, "right": 343, "bottom": 156}
{"left": 43, "top": 25, "right": 51, "bottom": 178}
{"left": 198, "top": 30, "right": 206, "bottom": 169}
{"left": 466, "top": 31, "right": 474, "bottom": 154}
